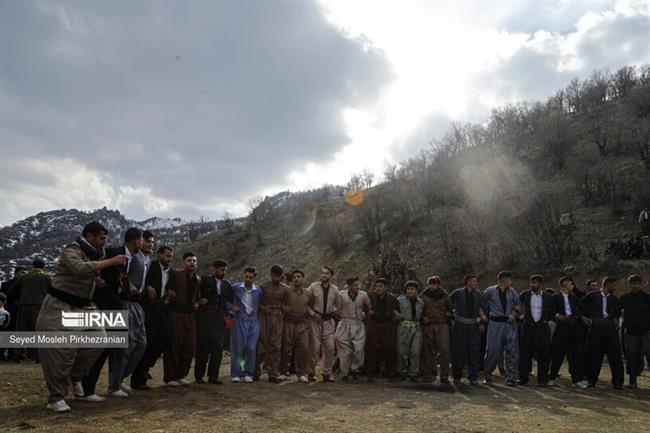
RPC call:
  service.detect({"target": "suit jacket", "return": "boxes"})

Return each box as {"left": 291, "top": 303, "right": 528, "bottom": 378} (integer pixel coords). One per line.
{"left": 581, "top": 290, "right": 621, "bottom": 320}
{"left": 144, "top": 260, "right": 164, "bottom": 301}
{"left": 552, "top": 292, "right": 580, "bottom": 317}
{"left": 198, "top": 275, "right": 234, "bottom": 313}
{"left": 519, "top": 289, "right": 556, "bottom": 323}
{"left": 94, "top": 246, "right": 126, "bottom": 310}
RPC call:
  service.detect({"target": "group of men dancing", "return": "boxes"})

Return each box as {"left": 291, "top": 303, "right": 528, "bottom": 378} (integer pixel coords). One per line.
{"left": 24, "top": 222, "right": 650, "bottom": 412}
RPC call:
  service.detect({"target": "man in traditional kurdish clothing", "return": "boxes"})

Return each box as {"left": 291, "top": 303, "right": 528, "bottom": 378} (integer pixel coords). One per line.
{"left": 483, "top": 271, "right": 522, "bottom": 386}
{"left": 419, "top": 276, "right": 453, "bottom": 383}
{"left": 396, "top": 281, "right": 424, "bottom": 381}
{"left": 257, "top": 265, "right": 290, "bottom": 382}
{"left": 37, "top": 222, "right": 127, "bottom": 412}
{"left": 307, "top": 266, "right": 341, "bottom": 382}
{"left": 228, "top": 267, "right": 262, "bottom": 383}
{"left": 280, "top": 270, "right": 312, "bottom": 383}
{"left": 163, "top": 252, "right": 201, "bottom": 387}
{"left": 336, "top": 276, "right": 371, "bottom": 381}
{"left": 365, "top": 278, "right": 400, "bottom": 379}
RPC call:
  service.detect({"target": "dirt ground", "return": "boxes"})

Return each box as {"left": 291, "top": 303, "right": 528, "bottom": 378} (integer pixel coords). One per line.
{"left": 1, "top": 355, "right": 648, "bottom": 433}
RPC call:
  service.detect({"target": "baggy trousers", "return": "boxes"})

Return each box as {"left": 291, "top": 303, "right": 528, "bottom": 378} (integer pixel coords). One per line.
{"left": 519, "top": 321, "right": 551, "bottom": 384}
{"left": 335, "top": 318, "right": 366, "bottom": 377}
{"left": 257, "top": 310, "right": 283, "bottom": 378}
{"left": 131, "top": 300, "right": 171, "bottom": 387}
{"left": 397, "top": 322, "right": 422, "bottom": 377}
{"left": 420, "top": 322, "right": 451, "bottom": 379}
{"left": 117, "top": 300, "right": 146, "bottom": 384}
{"left": 194, "top": 310, "right": 226, "bottom": 381}
{"left": 281, "top": 320, "right": 311, "bottom": 377}
{"left": 549, "top": 318, "right": 586, "bottom": 383}
{"left": 586, "top": 321, "right": 624, "bottom": 386}
{"left": 624, "top": 332, "right": 650, "bottom": 382}
{"left": 365, "top": 320, "right": 397, "bottom": 377}
{"left": 452, "top": 322, "right": 481, "bottom": 381}
{"left": 163, "top": 310, "right": 196, "bottom": 383}
{"left": 484, "top": 320, "right": 519, "bottom": 382}
{"left": 310, "top": 318, "right": 336, "bottom": 375}
{"left": 36, "top": 295, "right": 104, "bottom": 403}
{"left": 230, "top": 316, "right": 260, "bottom": 378}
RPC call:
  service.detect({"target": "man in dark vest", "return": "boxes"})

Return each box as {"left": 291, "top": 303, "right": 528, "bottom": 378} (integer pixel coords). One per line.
{"left": 131, "top": 245, "right": 174, "bottom": 389}
{"left": 518, "top": 274, "right": 555, "bottom": 387}
{"left": 194, "top": 259, "right": 233, "bottom": 384}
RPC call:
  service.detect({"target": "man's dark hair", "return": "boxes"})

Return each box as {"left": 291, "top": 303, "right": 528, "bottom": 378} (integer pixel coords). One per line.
{"left": 530, "top": 274, "right": 544, "bottom": 283}
{"left": 142, "top": 230, "right": 154, "bottom": 240}
{"left": 244, "top": 267, "right": 257, "bottom": 275}
{"left": 14, "top": 266, "right": 28, "bottom": 274}
{"left": 270, "top": 264, "right": 284, "bottom": 276}
{"left": 0, "top": 292, "right": 6, "bottom": 302}
{"left": 124, "top": 227, "right": 143, "bottom": 243}
{"left": 182, "top": 252, "right": 196, "bottom": 260}
{"left": 213, "top": 259, "right": 228, "bottom": 268}
{"left": 158, "top": 245, "right": 173, "bottom": 254}
{"left": 82, "top": 221, "right": 109, "bottom": 237}
{"left": 602, "top": 276, "right": 617, "bottom": 287}
{"left": 346, "top": 276, "right": 360, "bottom": 286}
{"left": 497, "top": 271, "right": 512, "bottom": 281}
{"left": 374, "top": 277, "right": 388, "bottom": 287}
{"left": 322, "top": 265, "right": 334, "bottom": 276}
{"left": 586, "top": 279, "right": 596, "bottom": 287}
{"left": 464, "top": 274, "right": 478, "bottom": 285}
{"left": 559, "top": 276, "right": 573, "bottom": 287}
{"left": 628, "top": 274, "right": 643, "bottom": 284}
{"left": 405, "top": 280, "right": 420, "bottom": 290}
{"left": 32, "top": 259, "right": 45, "bottom": 269}
{"left": 291, "top": 269, "right": 304, "bottom": 278}
{"left": 427, "top": 276, "right": 441, "bottom": 285}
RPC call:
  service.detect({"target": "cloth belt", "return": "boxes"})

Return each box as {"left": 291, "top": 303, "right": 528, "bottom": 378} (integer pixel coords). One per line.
{"left": 48, "top": 289, "right": 93, "bottom": 309}
{"left": 454, "top": 315, "right": 478, "bottom": 325}
{"left": 401, "top": 320, "right": 420, "bottom": 328}
{"left": 591, "top": 317, "right": 616, "bottom": 326}
{"left": 284, "top": 314, "right": 307, "bottom": 324}
{"left": 489, "top": 316, "right": 510, "bottom": 323}
{"left": 168, "top": 303, "right": 194, "bottom": 314}
{"left": 317, "top": 313, "right": 335, "bottom": 321}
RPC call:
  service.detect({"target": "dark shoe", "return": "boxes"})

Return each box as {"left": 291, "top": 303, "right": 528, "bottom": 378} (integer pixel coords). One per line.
{"left": 587, "top": 382, "right": 596, "bottom": 388}
{"left": 537, "top": 382, "right": 547, "bottom": 388}
{"left": 409, "top": 376, "right": 419, "bottom": 383}
{"left": 440, "top": 378, "right": 449, "bottom": 385}
{"left": 342, "top": 376, "right": 350, "bottom": 382}
{"left": 133, "top": 384, "right": 152, "bottom": 390}
{"left": 208, "top": 379, "right": 223, "bottom": 385}
{"left": 613, "top": 383, "right": 624, "bottom": 390}
{"left": 506, "top": 380, "right": 517, "bottom": 386}
{"left": 194, "top": 378, "right": 206, "bottom": 384}
{"left": 308, "top": 374, "right": 316, "bottom": 382}
{"left": 469, "top": 379, "right": 479, "bottom": 386}
{"left": 389, "top": 376, "right": 406, "bottom": 382}
{"left": 322, "top": 374, "right": 335, "bottom": 383}
{"left": 453, "top": 378, "right": 463, "bottom": 385}
{"left": 269, "top": 377, "right": 280, "bottom": 383}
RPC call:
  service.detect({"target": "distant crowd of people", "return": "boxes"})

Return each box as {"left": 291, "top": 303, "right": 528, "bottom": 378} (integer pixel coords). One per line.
{"left": 0, "top": 221, "right": 649, "bottom": 413}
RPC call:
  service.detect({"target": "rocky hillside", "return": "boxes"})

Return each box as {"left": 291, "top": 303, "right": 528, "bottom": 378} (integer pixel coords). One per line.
{"left": 0, "top": 208, "right": 217, "bottom": 281}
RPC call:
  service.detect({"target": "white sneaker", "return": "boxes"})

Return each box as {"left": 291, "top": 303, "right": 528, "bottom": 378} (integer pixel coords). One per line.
{"left": 47, "top": 400, "right": 71, "bottom": 412}
{"left": 278, "top": 374, "right": 288, "bottom": 381}
{"left": 299, "top": 375, "right": 309, "bottom": 383}
{"left": 231, "top": 377, "right": 242, "bottom": 383}
{"left": 72, "top": 381, "right": 84, "bottom": 397}
{"left": 165, "top": 381, "right": 182, "bottom": 387}
{"left": 243, "top": 376, "right": 254, "bottom": 383}
{"left": 109, "top": 389, "right": 129, "bottom": 398}
{"left": 119, "top": 383, "right": 133, "bottom": 394}
{"left": 573, "top": 381, "right": 588, "bottom": 389}
{"left": 178, "top": 378, "right": 191, "bottom": 386}
{"left": 76, "top": 394, "right": 105, "bottom": 402}
{"left": 547, "top": 380, "right": 555, "bottom": 387}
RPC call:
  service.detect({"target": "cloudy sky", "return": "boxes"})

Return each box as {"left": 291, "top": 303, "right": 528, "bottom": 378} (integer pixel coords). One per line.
{"left": 0, "top": 0, "right": 648, "bottom": 226}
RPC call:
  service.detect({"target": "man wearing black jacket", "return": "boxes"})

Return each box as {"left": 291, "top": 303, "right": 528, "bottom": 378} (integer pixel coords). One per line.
{"left": 582, "top": 276, "right": 624, "bottom": 389}
{"left": 194, "top": 259, "right": 233, "bottom": 384}
{"left": 82, "top": 227, "right": 144, "bottom": 399}
{"left": 131, "top": 245, "right": 174, "bottom": 389}
{"left": 618, "top": 275, "right": 650, "bottom": 389}
{"left": 1, "top": 266, "right": 27, "bottom": 362}
{"left": 549, "top": 276, "right": 588, "bottom": 389}
{"left": 518, "top": 274, "right": 555, "bottom": 387}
